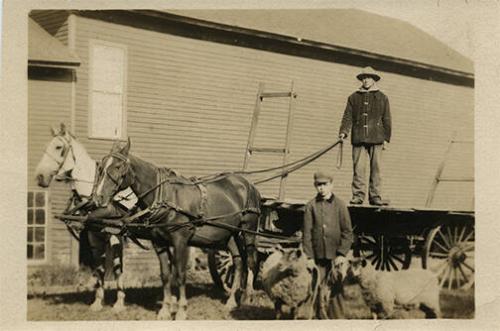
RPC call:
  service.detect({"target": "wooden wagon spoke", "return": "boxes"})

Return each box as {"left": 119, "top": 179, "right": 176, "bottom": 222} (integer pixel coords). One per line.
{"left": 429, "top": 251, "right": 449, "bottom": 258}
{"left": 375, "top": 256, "right": 384, "bottom": 270}
{"left": 457, "top": 225, "right": 466, "bottom": 244}
{"left": 217, "top": 259, "right": 231, "bottom": 269}
{"left": 432, "top": 238, "right": 449, "bottom": 254}
{"left": 462, "top": 230, "right": 474, "bottom": 243}
{"left": 362, "top": 237, "right": 379, "bottom": 250}
{"left": 448, "top": 265, "right": 455, "bottom": 290}
{"left": 441, "top": 227, "right": 452, "bottom": 248}
{"left": 439, "top": 265, "right": 452, "bottom": 288}
{"left": 462, "top": 261, "right": 474, "bottom": 272}
{"left": 383, "top": 259, "right": 391, "bottom": 271}
{"left": 435, "top": 260, "right": 450, "bottom": 278}
{"left": 387, "top": 256, "right": 399, "bottom": 271}
{"left": 223, "top": 267, "right": 234, "bottom": 285}
{"left": 365, "top": 252, "right": 377, "bottom": 260}
{"left": 362, "top": 236, "right": 378, "bottom": 246}
{"left": 457, "top": 264, "right": 469, "bottom": 285}
{"left": 384, "top": 259, "right": 391, "bottom": 271}
{"left": 464, "top": 252, "right": 475, "bottom": 260}
{"left": 454, "top": 267, "right": 460, "bottom": 288}
{"left": 453, "top": 226, "right": 459, "bottom": 246}
{"left": 391, "top": 254, "right": 405, "bottom": 264}
{"left": 462, "top": 243, "right": 475, "bottom": 252}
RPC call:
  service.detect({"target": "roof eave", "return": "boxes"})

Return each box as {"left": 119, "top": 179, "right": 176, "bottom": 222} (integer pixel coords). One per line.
{"left": 136, "top": 10, "right": 473, "bottom": 79}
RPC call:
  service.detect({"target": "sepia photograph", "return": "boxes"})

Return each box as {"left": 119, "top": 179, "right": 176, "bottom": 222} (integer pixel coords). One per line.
{"left": 3, "top": 1, "right": 500, "bottom": 329}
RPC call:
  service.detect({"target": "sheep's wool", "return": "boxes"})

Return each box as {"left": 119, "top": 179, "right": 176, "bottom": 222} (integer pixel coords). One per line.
{"left": 261, "top": 250, "right": 312, "bottom": 306}
{"left": 357, "top": 263, "right": 441, "bottom": 318}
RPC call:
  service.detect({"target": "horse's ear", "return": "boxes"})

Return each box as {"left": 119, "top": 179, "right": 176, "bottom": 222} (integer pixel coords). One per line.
{"left": 60, "top": 123, "right": 66, "bottom": 134}
{"left": 121, "top": 137, "right": 131, "bottom": 155}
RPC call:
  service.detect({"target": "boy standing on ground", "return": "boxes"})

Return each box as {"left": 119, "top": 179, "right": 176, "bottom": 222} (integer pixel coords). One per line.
{"left": 302, "top": 171, "right": 353, "bottom": 319}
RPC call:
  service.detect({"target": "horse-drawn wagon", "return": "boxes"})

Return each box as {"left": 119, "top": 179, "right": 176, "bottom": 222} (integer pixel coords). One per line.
{"left": 207, "top": 136, "right": 474, "bottom": 293}
{"left": 208, "top": 197, "right": 475, "bottom": 293}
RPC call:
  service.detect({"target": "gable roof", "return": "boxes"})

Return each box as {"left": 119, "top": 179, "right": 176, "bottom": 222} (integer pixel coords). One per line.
{"left": 165, "top": 9, "right": 472, "bottom": 75}
{"left": 28, "top": 17, "right": 80, "bottom": 67}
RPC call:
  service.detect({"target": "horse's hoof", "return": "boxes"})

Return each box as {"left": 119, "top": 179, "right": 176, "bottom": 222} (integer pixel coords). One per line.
{"left": 157, "top": 307, "right": 173, "bottom": 320}
{"left": 112, "top": 303, "right": 126, "bottom": 313}
{"left": 175, "top": 308, "right": 187, "bottom": 320}
{"left": 90, "top": 302, "right": 103, "bottom": 312}
{"left": 225, "top": 297, "right": 237, "bottom": 310}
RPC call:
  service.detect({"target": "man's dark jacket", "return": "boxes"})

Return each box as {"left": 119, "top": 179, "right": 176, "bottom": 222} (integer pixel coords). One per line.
{"left": 302, "top": 194, "right": 353, "bottom": 260}
{"left": 339, "top": 90, "right": 391, "bottom": 145}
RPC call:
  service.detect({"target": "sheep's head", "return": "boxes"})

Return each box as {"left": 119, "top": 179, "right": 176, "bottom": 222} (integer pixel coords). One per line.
{"left": 347, "top": 257, "right": 368, "bottom": 280}
{"left": 347, "top": 257, "right": 378, "bottom": 288}
{"left": 272, "top": 246, "right": 307, "bottom": 278}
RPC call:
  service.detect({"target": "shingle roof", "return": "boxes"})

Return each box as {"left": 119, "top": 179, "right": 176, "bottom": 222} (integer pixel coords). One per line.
{"left": 165, "top": 9, "right": 472, "bottom": 74}
{"left": 28, "top": 18, "right": 80, "bottom": 67}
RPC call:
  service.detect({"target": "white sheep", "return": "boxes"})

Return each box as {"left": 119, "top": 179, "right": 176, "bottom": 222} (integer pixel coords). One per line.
{"left": 348, "top": 258, "right": 442, "bottom": 319}
{"left": 260, "top": 246, "right": 320, "bottom": 319}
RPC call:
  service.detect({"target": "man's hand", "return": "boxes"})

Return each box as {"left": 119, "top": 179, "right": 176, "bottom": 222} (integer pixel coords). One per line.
{"left": 339, "top": 133, "right": 347, "bottom": 140}
{"left": 383, "top": 141, "right": 389, "bottom": 151}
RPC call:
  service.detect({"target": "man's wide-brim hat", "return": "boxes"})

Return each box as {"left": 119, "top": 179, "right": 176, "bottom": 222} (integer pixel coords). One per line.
{"left": 356, "top": 66, "right": 381, "bottom": 81}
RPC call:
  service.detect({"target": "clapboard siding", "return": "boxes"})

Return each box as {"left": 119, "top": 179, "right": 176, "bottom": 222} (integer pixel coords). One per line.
{"left": 72, "top": 16, "right": 473, "bottom": 211}
{"left": 28, "top": 75, "right": 74, "bottom": 265}
{"left": 30, "top": 11, "right": 69, "bottom": 45}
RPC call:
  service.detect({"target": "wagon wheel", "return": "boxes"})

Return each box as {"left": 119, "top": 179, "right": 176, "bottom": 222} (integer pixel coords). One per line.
{"left": 207, "top": 249, "right": 234, "bottom": 294}
{"left": 422, "top": 224, "right": 474, "bottom": 290}
{"left": 354, "top": 234, "right": 412, "bottom": 271}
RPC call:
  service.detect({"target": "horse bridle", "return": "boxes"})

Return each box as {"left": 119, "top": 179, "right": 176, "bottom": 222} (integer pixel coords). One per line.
{"left": 43, "top": 135, "right": 76, "bottom": 182}
{"left": 95, "top": 153, "right": 136, "bottom": 201}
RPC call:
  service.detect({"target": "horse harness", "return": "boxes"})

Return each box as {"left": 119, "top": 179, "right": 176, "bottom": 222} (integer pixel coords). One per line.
{"left": 43, "top": 135, "right": 76, "bottom": 183}
{"left": 59, "top": 152, "right": 302, "bottom": 244}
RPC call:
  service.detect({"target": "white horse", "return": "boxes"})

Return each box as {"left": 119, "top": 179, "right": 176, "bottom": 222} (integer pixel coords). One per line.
{"left": 34, "top": 123, "right": 137, "bottom": 312}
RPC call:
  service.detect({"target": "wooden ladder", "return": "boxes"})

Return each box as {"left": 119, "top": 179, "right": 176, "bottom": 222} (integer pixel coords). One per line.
{"left": 242, "top": 82, "right": 297, "bottom": 200}
{"left": 425, "top": 132, "right": 474, "bottom": 208}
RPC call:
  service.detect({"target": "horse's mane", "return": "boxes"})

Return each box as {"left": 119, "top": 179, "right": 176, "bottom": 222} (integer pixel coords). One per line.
{"left": 125, "top": 152, "right": 191, "bottom": 183}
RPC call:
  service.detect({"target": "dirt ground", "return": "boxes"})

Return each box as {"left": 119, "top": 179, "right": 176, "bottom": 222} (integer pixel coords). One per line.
{"left": 27, "top": 268, "right": 474, "bottom": 321}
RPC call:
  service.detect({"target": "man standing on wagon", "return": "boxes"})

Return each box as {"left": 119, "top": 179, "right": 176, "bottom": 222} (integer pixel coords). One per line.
{"left": 338, "top": 66, "right": 392, "bottom": 206}
{"left": 303, "top": 171, "right": 353, "bottom": 319}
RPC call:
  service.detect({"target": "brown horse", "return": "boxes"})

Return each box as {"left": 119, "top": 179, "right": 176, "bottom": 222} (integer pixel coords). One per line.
{"left": 93, "top": 139, "right": 261, "bottom": 320}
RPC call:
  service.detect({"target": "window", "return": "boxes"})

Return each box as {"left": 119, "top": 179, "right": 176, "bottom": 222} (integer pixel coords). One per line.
{"left": 89, "top": 41, "right": 127, "bottom": 139}
{"left": 27, "top": 191, "right": 48, "bottom": 262}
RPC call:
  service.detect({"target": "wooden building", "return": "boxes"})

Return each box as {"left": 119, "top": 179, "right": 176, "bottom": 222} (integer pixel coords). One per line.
{"left": 28, "top": 10, "right": 474, "bottom": 273}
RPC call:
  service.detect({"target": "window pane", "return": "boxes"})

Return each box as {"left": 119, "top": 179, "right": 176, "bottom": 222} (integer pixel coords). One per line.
{"left": 35, "top": 192, "right": 45, "bottom": 207}
{"left": 27, "top": 227, "right": 33, "bottom": 242}
{"left": 35, "top": 210, "right": 45, "bottom": 224}
{"left": 28, "top": 209, "right": 33, "bottom": 225}
{"left": 91, "top": 91, "right": 123, "bottom": 138}
{"left": 27, "top": 244, "right": 33, "bottom": 259}
{"left": 92, "top": 44, "right": 124, "bottom": 94}
{"left": 35, "top": 227, "right": 45, "bottom": 242}
{"left": 28, "top": 192, "right": 33, "bottom": 207}
{"left": 34, "top": 244, "right": 45, "bottom": 259}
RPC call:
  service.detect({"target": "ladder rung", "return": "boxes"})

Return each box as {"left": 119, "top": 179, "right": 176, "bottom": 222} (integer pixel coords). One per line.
{"left": 437, "top": 177, "right": 474, "bottom": 182}
{"left": 249, "top": 147, "right": 286, "bottom": 154}
{"left": 260, "top": 92, "right": 293, "bottom": 99}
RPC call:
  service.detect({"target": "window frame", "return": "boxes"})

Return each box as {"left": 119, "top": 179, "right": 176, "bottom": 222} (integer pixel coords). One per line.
{"left": 27, "top": 190, "right": 49, "bottom": 265}
{"left": 87, "top": 39, "right": 128, "bottom": 140}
